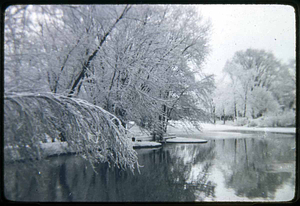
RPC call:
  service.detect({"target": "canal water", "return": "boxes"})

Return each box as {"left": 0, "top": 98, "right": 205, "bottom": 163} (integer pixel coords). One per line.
{"left": 4, "top": 131, "right": 296, "bottom": 202}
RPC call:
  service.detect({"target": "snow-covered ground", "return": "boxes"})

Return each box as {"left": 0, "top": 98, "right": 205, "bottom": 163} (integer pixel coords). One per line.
{"left": 166, "top": 137, "right": 207, "bottom": 143}
{"left": 201, "top": 123, "right": 296, "bottom": 134}
{"left": 167, "top": 121, "right": 296, "bottom": 134}
{"left": 132, "top": 142, "right": 162, "bottom": 148}
{"left": 128, "top": 121, "right": 295, "bottom": 143}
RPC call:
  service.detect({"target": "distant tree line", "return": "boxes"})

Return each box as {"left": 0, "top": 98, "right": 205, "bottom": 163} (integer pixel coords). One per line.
{"left": 213, "top": 49, "right": 295, "bottom": 126}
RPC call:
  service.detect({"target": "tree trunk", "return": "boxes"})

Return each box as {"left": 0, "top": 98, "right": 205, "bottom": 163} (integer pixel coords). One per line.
{"left": 68, "top": 5, "right": 131, "bottom": 97}
{"left": 223, "top": 108, "right": 226, "bottom": 125}
{"left": 243, "top": 94, "right": 247, "bottom": 117}
{"left": 213, "top": 106, "right": 216, "bottom": 124}
{"left": 233, "top": 102, "right": 237, "bottom": 122}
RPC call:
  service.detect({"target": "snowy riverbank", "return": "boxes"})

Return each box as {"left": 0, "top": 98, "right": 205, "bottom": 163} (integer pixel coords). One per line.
{"left": 5, "top": 122, "right": 295, "bottom": 162}
{"left": 166, "top": 137, "right": 207, "bottom": 143}
{"left": 167, "top": 121, "right": 296, "bottom": 134}
{"left": 133, "top": 142, "right": 162, "bottom": 148}
{"left": 201, "top": 123, "right": 296, "bottom": 134}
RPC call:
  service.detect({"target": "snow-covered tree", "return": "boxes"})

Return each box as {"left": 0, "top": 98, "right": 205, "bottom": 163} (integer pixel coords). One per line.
{"left": 247, "top": 87, "right": 280, "bottom": 118}
{"left": 4, "top": 4, "right": 214, "bottom": 166}
{"left": 213, "top": 82, "right": 236, "bottom": 124}
{"left": 223, "top": 49, "right": 285, "bottom": 118}
{"left": 4, "top": 5, "right": 48, "bottom": 93}
{"left": 269, "top": 59, "right": 296, "bottom": 111}
{"left": 4, "top": 92, "right": 138, "bottom": 172}
{"left": 73, "top": 5, "right": 214, "bottom": 140}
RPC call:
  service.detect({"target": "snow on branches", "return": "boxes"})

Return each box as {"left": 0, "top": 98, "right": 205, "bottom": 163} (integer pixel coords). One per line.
{"left": 4, "top": 92, "right": 138, "bottom": 172}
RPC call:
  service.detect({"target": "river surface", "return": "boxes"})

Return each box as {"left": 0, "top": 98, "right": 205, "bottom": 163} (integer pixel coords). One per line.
{"left": 4, "top": 130, "right": 296, "bottom": 202}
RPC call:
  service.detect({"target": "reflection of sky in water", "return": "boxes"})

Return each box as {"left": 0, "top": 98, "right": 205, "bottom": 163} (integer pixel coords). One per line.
{"left": 274, "top": 182, "right": 295, "bottom": 201}
{"left": 201, "top": 167, "right": 295, "bottom": 201}
{"left": 175, "top": 135, "right": 296, "bottom": 202}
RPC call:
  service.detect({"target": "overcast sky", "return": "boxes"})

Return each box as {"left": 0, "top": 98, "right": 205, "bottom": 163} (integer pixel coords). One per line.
{"left": 196, "top": 5, "right": 296, "bottom": 81}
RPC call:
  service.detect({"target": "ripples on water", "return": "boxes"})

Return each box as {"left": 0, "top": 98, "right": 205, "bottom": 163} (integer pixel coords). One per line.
{"left": 4, "top": 132, "right": 295, "bottom": 202}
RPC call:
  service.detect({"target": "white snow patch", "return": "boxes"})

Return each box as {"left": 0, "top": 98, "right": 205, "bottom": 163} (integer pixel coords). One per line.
{"left": 132, "top": 142, "right": 162, "bottom": 148}
{"left": 166, "top": 137, "right": 207, "bottom": 143}
{"left": 201, "top": 123, "right": 296, "bottom": 134}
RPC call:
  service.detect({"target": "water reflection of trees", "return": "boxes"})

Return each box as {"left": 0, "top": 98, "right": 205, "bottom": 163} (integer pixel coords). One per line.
{"left": 4, "top": 142, "right": 216, "bottom": 202}
{"left": 217, "top": 137, "right": 295, "bottom": 199}
{"left": 164, "top": 142, "right": 216, "bottom": 200}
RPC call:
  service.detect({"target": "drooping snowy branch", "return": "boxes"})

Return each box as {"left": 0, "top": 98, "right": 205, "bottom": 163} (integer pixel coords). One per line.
{"left": 4, "top": 92, "right": 138, "bottom": 172}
